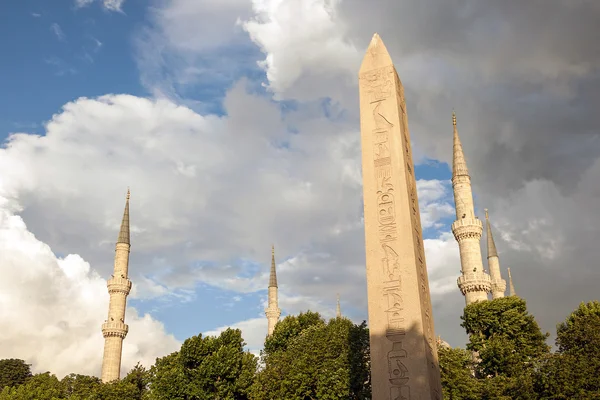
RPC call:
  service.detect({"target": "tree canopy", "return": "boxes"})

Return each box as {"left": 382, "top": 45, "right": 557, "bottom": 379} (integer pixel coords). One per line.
{"left": 252, "top": 312, "right": 370, "bottom": 400}
{"left": 4, "top": 300, "right": 600, "bottom": 399}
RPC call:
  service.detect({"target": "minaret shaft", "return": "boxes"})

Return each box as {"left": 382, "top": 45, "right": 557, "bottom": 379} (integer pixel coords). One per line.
{"left": 485, "top": 209, "right": 506, "bottom": 299}
{"left": 508, "top": 267, "right": 517, "bottom": 297}
{"left": 101, "top": 191, "right": 132, "bottom": 383}
{"left": 265, "top": 245, "right": 281, "bottom": 336}
{"left": 451, "top": 114, "right": 491, "bottom": 305}
{"left": 336, "top": 294, "right": 341, "bottom": 318}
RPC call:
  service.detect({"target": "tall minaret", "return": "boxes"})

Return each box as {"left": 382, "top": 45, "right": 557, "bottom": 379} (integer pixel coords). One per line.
{"left": 451, "top": 112, "right": 492, "bottom": 305}
{"left": 336, "top": 293, "right": 341, "bottom": 318}
{"left": 101, "top": 190, "right": 132, "bottom": 383}
{"left": 265, "top": 245, "right": 281, "bottom": 336}
{"left": 507, "top": 267, "right": 517, "bottom": 297}
{"left": 485, "top": 209, "right": 506, "bottom": 299}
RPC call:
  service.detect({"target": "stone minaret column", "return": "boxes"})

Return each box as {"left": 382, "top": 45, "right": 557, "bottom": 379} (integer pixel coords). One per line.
{"left": 336, "top": 293, "right": 341, "bottom": 318}
{"left": 101, "top": 190, "right": 132, "bottom": 382}
{"left": 485, "top": 209, "right": 507, "bottom": 299}
{"left": 507, "top": 267, "right": 517, "bottom": 297}
{"left": 451, "top": 112, "right": 492, "bottom": 305}
{"left": 265, "top": 245, "right": 281, "bottom": 336}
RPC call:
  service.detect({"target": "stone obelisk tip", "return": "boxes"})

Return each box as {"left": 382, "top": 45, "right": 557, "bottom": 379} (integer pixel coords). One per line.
{"left": 359, "top": 33, "right": 393, "bottom": 73}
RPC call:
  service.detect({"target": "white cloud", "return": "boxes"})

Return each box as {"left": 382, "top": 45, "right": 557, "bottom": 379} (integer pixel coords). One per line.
{"left": 75, "top": 0, "right": 125, "bottom": 12}
{"left": 50, "top": 23, "right": 66, "bottom": 41}
{"left": 242, "top": 0, "right": 359, "bottom": 99}
{"left": 0, "top": 201, "right": 179, "bottom": 378}
{"left": 204, "top": 317, "right": 267, "bottom": 357}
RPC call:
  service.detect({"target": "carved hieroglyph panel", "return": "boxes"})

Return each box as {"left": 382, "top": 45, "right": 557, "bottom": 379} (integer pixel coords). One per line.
{"left": 361, "top": 65, "right": 412, "bottom": 399}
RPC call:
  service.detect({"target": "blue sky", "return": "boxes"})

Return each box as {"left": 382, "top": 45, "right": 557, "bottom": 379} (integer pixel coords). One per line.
{"left": 0, "top": 0, "right": 454, "bottom": 344}
{"left": 0, "top": 1, "right": 146, "bottom": 137}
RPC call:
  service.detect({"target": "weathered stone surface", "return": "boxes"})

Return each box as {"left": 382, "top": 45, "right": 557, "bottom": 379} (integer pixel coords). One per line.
{"left": 358, "top": 33, "right": 442, "bottom": 400}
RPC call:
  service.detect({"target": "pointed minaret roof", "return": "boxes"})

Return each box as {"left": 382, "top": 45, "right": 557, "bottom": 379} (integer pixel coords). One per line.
{"left": 269, "top": 245, "right": 278, "bottom": 288}
{"left": 452, "top": 111, "right": 470, "bottom": 178}
{"left": 507, "top": 268, "right": 517, "bottom": 297}
{"left": 484, "top": 209, "right": 499, "bottom": 259}
{"left": 117, "top": 188, "right": 130, "bottom": 245}
{"left": 359, "top": 33, "right": 393, "bottom": 73}
{"left": 336, "top": 293, "right": 341, "bottom": 318}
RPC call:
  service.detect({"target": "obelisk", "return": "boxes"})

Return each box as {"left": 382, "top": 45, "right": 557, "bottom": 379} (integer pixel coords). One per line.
{"left": 358, "top": 33, "right": 442, "bottom": 399}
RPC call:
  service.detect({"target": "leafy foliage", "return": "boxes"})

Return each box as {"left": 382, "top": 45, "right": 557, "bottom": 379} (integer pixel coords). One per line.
{"left": 535, "top": 301, "right": 600, "bottom": 399}
{"left": 462, "top": 297, "right": 549, "bottom": 378}
{"left": 262, "top": 310, "right": 325, "bottom": 357}
{"left": 461, "top": 297, "right": 549, "bottom": 399}
{"left": 0, "top": 360, "right": 32, "bottom": 390}
{"left": 252, "top": 314, "right": 370, "bottom": 400}
{"left": 146, "top": 328, "right": 257, "bottom": 400}
{"left": 437, "top": 347, "right": 480, "bottom": 399}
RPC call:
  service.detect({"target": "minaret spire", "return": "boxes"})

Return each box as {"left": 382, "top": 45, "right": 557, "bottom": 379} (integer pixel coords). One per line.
{"left": 452, "top": 111, "right": 469, "bottom": 178}
{"left": 101, "top": 189, "right": 133, "bottom": 382}
{"left": 336, "top": 293, "right": 341, "bottom": 318}
{"left": 117, "top": 188, "right": 130, "bottom": 244}
{"left": 507, "top": 268, "right": 517, "bottom": 297}
{"left": 451, "top": 112, "right": 492, "bottom": 305}
{"left": 485, "top": 209, "right": 506, "bottom": 299}
{"left": 269, "top": 244, "right": 277, "bottom": 288}
{"left": 265, "top": 245, "right": 281, "bottom": 336}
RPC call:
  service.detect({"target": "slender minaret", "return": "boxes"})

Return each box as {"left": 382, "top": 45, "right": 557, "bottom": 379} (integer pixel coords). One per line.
{"left": 101, "top": 189, "right": 132, "bottom": 382}
{"left": 507, "top": 267, "right": 517, "bottom": 297}
{"left": 336, "top": 293, "right": 341, "bottom": 318}
{"left": 485, "top": 209, "right": 507, "bottom": 299}
{"left": 451, "top": 112, "right": 492, "bottom": 305}
{"left": 265, "top": 245, "right": 281, "bottom": 336}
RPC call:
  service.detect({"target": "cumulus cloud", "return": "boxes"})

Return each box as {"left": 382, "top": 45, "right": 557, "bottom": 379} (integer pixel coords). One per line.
{"left": 75, "top": 0, "right": 125, "bottom": 12}
{"left": 7, "top": 0, "right": 600, "bottom": 356}
{"left": 0, "top": 199, "right": 179, "bottom": 378}
{"left": 242, "top": 0, "right": 359, "bottom": 100}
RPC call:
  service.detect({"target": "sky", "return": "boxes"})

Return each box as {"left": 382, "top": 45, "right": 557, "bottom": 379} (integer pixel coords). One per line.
{"left": 0, "top": 0, "right": 599, "bottom": 379}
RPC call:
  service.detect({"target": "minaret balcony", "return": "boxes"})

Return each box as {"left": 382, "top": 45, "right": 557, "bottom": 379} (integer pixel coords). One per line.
{"left": 451, "top": 218, "right": 483, "bottom": 242}
{"left": 102, "top": 321, "right": 129, "bottom": 339}
{"left": 491, "top": 278, "right": 507, "bottom": 293}
{"left": 457, "top": 272, "right": 492, "bottom": 294}
{"left": 265, "top": 308, "right": 281, "bottom": 319}
{"left": 107, "top": 277, "right": 132, "bottom": 295}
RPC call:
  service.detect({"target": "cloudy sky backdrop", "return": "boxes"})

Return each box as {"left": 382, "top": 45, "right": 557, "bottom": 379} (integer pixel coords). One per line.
{"left": 0, "top": 0, "right": 599, "bottom": 378}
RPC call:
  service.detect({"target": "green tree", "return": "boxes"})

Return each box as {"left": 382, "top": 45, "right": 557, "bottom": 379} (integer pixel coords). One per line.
{"left": 536, "top": 301, "right": 600, "bottom": 399}
{"left": 0, "top": 372, "right": 63, "bottom": 400}
{"left": 0, "top": 360, "right": 32, "bottom": 390}
{"left": 461, "top": 297, "right": 549, "bottom": 399}
{"left": 147, "top": 328, "right": 257, "bottom": 400}
{"left": 437, "top": 347, "right": 480, "bottom": 399}
{"left": 263, "top": 311, "right": 325, "bottom": 357}
{"left": 61, "top": 373, "right": 101, "bottom": 398}
{"left": 251, "top": 315, "right": 370, "bottom": 400}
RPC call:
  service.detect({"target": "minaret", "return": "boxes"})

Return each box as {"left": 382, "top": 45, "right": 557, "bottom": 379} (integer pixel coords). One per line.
{"left": 451, "top": 112, "right": 492, "bottom": 305}
{"left": 265, "top": 245, "right": 281, "bottom": 336}
{"left": 507, "top": 267, "right": 517, "bottom": 297}
{"left": 336, "top": 293, "right": 341, "bottom": 318}
{"left": 485, "top": 209, "right": 507, "bottom": 299}
{"left": 101, "top": 190, "right": 133, "bottom": 383}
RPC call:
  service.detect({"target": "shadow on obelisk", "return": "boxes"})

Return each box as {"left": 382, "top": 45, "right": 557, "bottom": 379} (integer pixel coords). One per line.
{"left": 348, "top": 319, "right": 439, "bottom": 399}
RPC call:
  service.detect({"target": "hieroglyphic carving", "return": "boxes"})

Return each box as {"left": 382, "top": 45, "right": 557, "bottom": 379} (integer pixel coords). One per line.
{"left": 366, "top": 69, "right": 411, "bottom": 399}
{"left": 360, "top": 66, "right": 395, "bottom": 103}
{"left": 402, "top": 132, "right": 441, "bottom": 400}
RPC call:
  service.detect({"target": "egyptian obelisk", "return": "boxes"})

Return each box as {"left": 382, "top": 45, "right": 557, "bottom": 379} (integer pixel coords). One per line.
{"left": 358, "top": 33, "right": 442, "bottom": 399}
